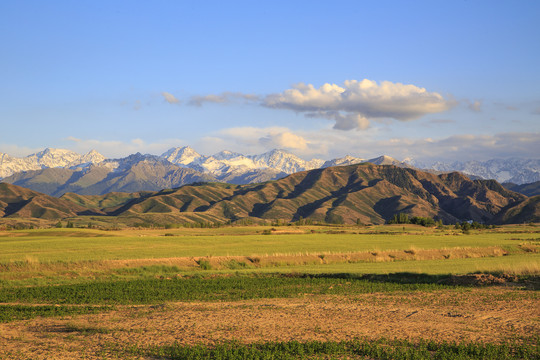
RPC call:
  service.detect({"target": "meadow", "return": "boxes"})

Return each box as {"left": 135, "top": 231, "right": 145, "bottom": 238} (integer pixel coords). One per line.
{"left": 0, "top": 223, "right": 538, "bottom": 359}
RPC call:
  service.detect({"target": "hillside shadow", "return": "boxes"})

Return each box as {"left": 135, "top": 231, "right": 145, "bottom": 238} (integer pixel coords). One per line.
{"left": 283, "top": 272, "right": 539, "bottom": 289}
{"left": 3, "top": 199, "right": 32, "bottom": 217}
{"left": 373, "top": 196, "right": 410, "bottom": 220}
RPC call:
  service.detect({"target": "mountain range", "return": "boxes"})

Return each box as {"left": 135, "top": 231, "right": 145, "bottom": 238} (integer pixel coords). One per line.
{"left": 416, "top": 158, "right": 540, "bottom": 185}
{"left": 1, "top": 163, "right": 537, "bottom": 225}
{"left": 0, "top": 147, "right": 538, "bottom": 197}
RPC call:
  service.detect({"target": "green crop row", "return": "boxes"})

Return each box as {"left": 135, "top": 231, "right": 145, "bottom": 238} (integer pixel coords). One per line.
{"left": 0, "top": 273, "right": 456, "bottom": 305}
{"left": 130, "top": 338, "right": 540, "bottom": 360}
{"left": 0, "top": 304, "right": 114, "bottom": 322}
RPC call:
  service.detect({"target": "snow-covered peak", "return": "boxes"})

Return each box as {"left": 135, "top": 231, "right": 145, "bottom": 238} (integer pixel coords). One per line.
{"left": 249, "top": 149, "right": 323, "bottom": 174}
{"left": 212, "top": 150, "right": 244, "bottom": 161}
{"left": 161, "top": 146, "right": 204, "bottom": 165}
{"left": 4, "top": 146, "right": 537, "bottom": 186}
{"left": 322, "top": 155, "right": 365, "bottom": 168}
{"left": 28, "top": 148, "right": 82, "bottom": 167}
{"left": 79, "top": 150, "right": 106, "bottom": 164}
{"left": 103, "top": 153, "right": 172, "bottom": 172}
{"left": 0, "top": 148, "right": 106, "bottom": 178}
{"left": 366, "top": 155, "right": 405, "bottom": 166}
{"left": 427, "top": 158, "right": 540, "bottom": 184}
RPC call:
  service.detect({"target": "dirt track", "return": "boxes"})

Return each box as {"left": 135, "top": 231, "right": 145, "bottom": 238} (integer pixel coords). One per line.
{"left": 1, "top": 287, "right": 538, "bottom": 359}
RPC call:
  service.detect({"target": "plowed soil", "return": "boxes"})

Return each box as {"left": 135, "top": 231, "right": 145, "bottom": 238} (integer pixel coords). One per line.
{"left": 1, "top": 287, "right": 538, "bottom": 359}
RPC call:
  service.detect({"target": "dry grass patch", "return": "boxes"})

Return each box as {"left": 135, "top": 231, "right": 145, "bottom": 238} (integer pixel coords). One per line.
{"left": 1, "top": 245, "right": 532, "bottom": 282}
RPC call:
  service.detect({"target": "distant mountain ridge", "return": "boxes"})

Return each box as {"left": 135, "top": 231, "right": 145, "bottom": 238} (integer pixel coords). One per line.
{"left": 0, "top": 148, "right": 105, "bottom": 178}
{"left": 0, "top": 147, "right": 409, "bottom": 195}
{"left": 414, "top": 158, "right": 540, "bottom": 185}
{"left": 1, "top": 163, "right": 537, "bottom": 225}
{"left": 1, "top": 148, "right": 539, "bottom": 198}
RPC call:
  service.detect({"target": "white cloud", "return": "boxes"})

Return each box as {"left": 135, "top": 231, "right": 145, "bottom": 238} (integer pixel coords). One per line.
{"left": 305, "top": 111, "right": 370, "bottom": 130}
{"left": 161, "top": 91, "right": 180, "bottom": 104}
{"left": 196, "top": 127, "right": 313, "bottom": 156}
{"left": 189, "top": 92, "right": 259, "bottom": 106}
{"left": 263, "top": 79, "right": 454, "bottom": 130}
{"left": 259, "top": 131, "right": 308, "bottom": 150}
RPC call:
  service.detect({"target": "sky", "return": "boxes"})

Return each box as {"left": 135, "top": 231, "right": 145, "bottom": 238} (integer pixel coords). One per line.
{"left": 1, "top": 0, "right": 539, "bottom": 164}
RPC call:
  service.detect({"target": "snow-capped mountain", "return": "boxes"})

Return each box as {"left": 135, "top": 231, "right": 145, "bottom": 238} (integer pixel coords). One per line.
{"left": 367, "top": 155, "right": 411, "bottom": 167}
{"left": 161, "top": 146, "right": 206, "bottom": 166}
{"left": 248, "top": 149, "right": 324, "bottom": 174}
{"left": 0, "top": 148, "right": 105, "bottom": 178}
{"left": 322, "top": 155, "right": 365, "bottom": 168}
{"left": 425, "top": 158, "right": 540, "bottom": 185}
{"left": 2, "top": 147, "right": 539, "bottom": 191}
{"left": 161, "top": 147, "right": 324, "bottom": 176}
{"left": 102, "top": 153, "right": 174, "bottom": 172}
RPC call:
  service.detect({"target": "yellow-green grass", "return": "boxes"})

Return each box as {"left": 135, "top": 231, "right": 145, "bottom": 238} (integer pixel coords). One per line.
{"left": 0, "top": 225, "right": 537, "bottom": 288}
{"left": 211, "top": 253, "right": 540, "bottom": 276}
{"left": 0, "top": 226, "right": 538, "bottom": 264}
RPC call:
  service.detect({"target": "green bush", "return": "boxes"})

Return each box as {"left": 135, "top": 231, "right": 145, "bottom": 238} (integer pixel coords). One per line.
{"left": 196, "top": 259, "right": 212, "bottom": 270}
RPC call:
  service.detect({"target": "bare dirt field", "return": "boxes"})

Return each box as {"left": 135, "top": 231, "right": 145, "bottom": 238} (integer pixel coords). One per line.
{"left": 1, "top": 287, "right": 538, "bottom": 359}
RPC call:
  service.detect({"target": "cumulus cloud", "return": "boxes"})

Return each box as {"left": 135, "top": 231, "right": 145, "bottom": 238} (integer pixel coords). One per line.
{"left": 161, "top": 92, "right": 180, "bottom": 104}
{"left": 189, "top": 92, "right": 259, "bottom": 106}
{"left": 263, "top": 79, "right": 454, "bottom": 130}
{"left": 259, "top": 131, "right": 308, "bottom": 150}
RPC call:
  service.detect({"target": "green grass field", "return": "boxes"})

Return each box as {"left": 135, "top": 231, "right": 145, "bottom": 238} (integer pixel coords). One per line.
{"left": 0, "top": 224, "right": 538, "bottom": 359}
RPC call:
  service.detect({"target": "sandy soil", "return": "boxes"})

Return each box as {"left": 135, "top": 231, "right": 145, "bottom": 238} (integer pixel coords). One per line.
{"left": 0, "top": 288, "right": 538, "bottom": 359}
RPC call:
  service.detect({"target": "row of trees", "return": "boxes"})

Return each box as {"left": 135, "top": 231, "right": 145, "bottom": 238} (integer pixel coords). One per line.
{"left": 387, "top": 213, "right": 442, "bottom": 227}
{"left": 388, "top": 213, "right": 497, "bottom": 229}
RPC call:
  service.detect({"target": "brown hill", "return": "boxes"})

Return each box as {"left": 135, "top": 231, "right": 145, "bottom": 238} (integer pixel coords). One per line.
{"left": 108, "top": 164, "right": 528, "bottom": 225}
{"left": 0, "top": 183, "right": 100, "bottom": 220}
{"left": 491, "top": 196, "right": 540, "bottom": 224}
{"left": 503, "top": 181, "right": 540, "bottom": 197}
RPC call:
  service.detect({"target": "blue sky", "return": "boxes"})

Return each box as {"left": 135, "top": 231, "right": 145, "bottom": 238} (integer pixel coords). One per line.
{"left": 1, "top": 1, "right": 539, "bottom": 163}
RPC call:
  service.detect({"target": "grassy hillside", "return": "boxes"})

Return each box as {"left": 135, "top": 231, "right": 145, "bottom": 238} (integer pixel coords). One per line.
{"left": 0, "top": 183, "right": 95, "bottom": 220}
{"left": 110, "top": 164, "right": 528, "bottom": 224}
{"left": 492, "top": 195, "right": 540, "bottom": 224}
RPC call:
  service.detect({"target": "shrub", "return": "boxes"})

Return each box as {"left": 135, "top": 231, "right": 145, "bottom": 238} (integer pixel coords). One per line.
{"left": 196, "top": 259, "right": 212, "bottom": 270}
